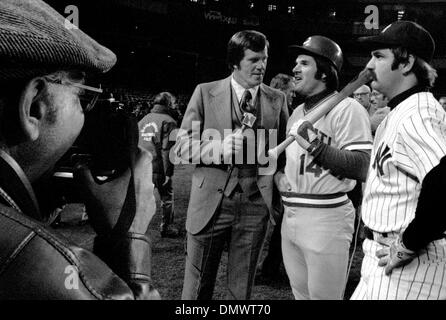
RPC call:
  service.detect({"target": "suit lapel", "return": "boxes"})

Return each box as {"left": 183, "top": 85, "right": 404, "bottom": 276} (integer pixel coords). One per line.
{"left": 210, "top": 76, "right": 232, "bottom": 133}
{"left": 259, "top": 84, "right": 279, "bottom": 130}
{"left": 208, "top": 80, "right": 280, "bottom": 132}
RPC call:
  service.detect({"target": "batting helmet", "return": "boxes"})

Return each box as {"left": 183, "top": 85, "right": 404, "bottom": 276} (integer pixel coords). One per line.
{"left": 289, "top": 35, "right": 343, "bottom": 72}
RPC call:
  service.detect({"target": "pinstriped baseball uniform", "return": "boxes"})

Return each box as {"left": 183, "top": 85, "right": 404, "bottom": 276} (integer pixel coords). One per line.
{"left": 352, "top": 90, "right": 446, "bottom": 300}
{"left": 282, "top": 96, "right": 373, "bottom": 299}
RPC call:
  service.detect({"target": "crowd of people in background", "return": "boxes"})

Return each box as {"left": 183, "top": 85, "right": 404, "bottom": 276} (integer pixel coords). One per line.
{"left": 100, "top": 89, "right": 188, "bottom": 124}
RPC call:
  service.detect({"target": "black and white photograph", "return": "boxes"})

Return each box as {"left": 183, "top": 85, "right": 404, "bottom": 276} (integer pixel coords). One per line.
{"left": 0, "top": 0, "right": 446, "bottom": 310}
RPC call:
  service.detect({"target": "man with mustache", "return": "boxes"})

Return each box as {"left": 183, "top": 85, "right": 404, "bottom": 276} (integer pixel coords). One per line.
{"left": 176, "top": 30, "right": 289, "bottom": 299}
{"left": 275, "top": 35, "right": 373, "bottom": 299}
{"left": 352, "top": 20, "right": 446, "bottom": 300}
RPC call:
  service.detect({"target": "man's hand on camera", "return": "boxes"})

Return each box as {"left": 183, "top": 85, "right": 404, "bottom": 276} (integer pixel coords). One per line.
{"left": 221, "top": 130, "right": 244, "bottom": 163}
{"left": 73, "top": 148, "right": 156, "bottom": 236}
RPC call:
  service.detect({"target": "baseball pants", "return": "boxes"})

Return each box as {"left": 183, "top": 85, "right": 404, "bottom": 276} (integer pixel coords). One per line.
{"left": 281, "top": 202, "right": 355, "bottom": 300}
{"left": 351, "top": 237, "right": 446, "bottom": 300}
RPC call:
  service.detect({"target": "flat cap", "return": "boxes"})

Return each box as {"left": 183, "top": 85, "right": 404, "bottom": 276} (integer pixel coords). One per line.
{"left": 0, "top": 0, "right": 117, "bottom": 81}
{"left": 358, "top": 20, "right": 435, "bottom": 62}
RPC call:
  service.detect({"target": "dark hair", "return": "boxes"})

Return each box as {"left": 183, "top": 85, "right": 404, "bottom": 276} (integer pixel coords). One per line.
{"left": 313, "top": 55, "right": 339, "bottom": 91}
{"left": 391, "top": 47, "right": 437, "bottom": 88}
{"left": 227, "top": 30, "right": 269, "bottom": 71}
{"left": 270, "top": 73, "right": 294, "bottom": 91}
{"left": 153, "top": 91, "right": 176, "bottom": 109}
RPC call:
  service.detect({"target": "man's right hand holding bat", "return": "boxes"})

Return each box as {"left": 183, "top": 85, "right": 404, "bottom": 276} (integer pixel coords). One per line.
{"left": 289, "top": 119, "right": 323, "bottom": 155}
{"left": 288, "top": 114, "right": 371, "bottom": 182}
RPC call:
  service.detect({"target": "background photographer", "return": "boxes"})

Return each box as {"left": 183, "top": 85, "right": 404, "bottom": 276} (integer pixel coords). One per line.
{"left": 0, "top": 0, "right": 158, "bottom": 299}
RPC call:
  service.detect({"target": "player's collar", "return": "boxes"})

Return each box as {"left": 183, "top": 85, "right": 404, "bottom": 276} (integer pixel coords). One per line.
{"left": 388, "top": 85, "right": 427, "bottom": 110}
{"left": 303, "top": 89, "right": 335, "bottom": 113}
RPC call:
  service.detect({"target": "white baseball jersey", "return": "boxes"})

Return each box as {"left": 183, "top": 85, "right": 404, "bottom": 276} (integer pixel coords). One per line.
{"left": 283, "top": 96, "right": 373, "bottom": 205}
{"left": 281, "top": 95, "right": 372, "bottom": 299}
{"left": 353, "top": 91, "right": 446, "bottom": 300}
{"left": 362, "top": 91, "right": 446, "bottom": 233}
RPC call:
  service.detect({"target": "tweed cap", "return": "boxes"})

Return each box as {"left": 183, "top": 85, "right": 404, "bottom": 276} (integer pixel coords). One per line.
{"left": 0, "top": 0, "right": 117, "bottom": 81}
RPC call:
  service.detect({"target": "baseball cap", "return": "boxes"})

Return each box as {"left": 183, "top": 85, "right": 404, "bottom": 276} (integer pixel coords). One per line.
{"left": 0, "top": 0, "right": 117, "bottom": 81}
{"left": 358, "top": 20, "right": 435, "bottom": 62}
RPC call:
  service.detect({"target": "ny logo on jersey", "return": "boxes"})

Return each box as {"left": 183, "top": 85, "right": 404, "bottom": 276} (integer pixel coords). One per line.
{"left": 373, "top": 143, "right": 392, "bottom": 176}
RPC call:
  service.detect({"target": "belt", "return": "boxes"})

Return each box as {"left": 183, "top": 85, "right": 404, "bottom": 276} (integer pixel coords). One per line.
{"left": 363, "top": 226, "right": 399, "bottom": 241}
{"left": 281, "top": 192, "right": 349, "bottom": 208}
{"left": 364, "top": 226, "right": 446, "bottom": 243}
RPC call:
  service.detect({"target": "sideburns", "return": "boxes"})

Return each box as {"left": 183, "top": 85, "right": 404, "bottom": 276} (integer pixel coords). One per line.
{"left": 390, "top": 48, "right": 410, "bottom": 72}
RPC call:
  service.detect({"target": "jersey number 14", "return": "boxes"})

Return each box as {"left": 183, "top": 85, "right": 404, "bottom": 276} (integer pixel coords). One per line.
{"left": 299, "top": 154, "right": 323, "bottom": 177}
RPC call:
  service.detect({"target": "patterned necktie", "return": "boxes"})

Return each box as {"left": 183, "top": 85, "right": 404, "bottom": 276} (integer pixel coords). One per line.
{"left": 240, "top": 90, "right": 253, "bottom": 113}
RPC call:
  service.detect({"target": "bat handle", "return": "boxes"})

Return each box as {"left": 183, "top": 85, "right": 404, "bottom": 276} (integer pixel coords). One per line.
{"left": 234, "top": 124, "right": 249, "bottom": 135}
{"left": 268, "top": 135, "right": 294, "bottom": 159}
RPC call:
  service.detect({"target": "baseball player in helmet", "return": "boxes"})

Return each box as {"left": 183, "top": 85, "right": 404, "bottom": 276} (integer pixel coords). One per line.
{"left": 275, "top": 36, "right": 373, "bottom": 299}
{"left": 352, "top": 21, "right": 446, "bottom": 300}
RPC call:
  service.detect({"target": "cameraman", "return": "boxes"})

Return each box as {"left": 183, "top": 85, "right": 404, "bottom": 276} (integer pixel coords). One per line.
{"left": 0, "top": 0, "right": 159, "bottom": 299}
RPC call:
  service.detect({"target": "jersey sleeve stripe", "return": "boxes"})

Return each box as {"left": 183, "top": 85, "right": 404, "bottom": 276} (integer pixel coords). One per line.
{"left": 341, "top": 141, "right": 373, "bottom": 150}
{"left": 344, "top": 144, "right": 373, "bottom": 151}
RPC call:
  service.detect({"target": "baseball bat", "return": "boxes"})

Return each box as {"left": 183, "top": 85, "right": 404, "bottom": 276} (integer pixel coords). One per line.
{"left": 268, "top": 68, "right": 375, "bottom": 158}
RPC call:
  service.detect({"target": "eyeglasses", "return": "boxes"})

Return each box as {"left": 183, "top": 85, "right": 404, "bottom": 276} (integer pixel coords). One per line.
{"left": 44, "top": 77, "right": 103, "bottom": 113}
